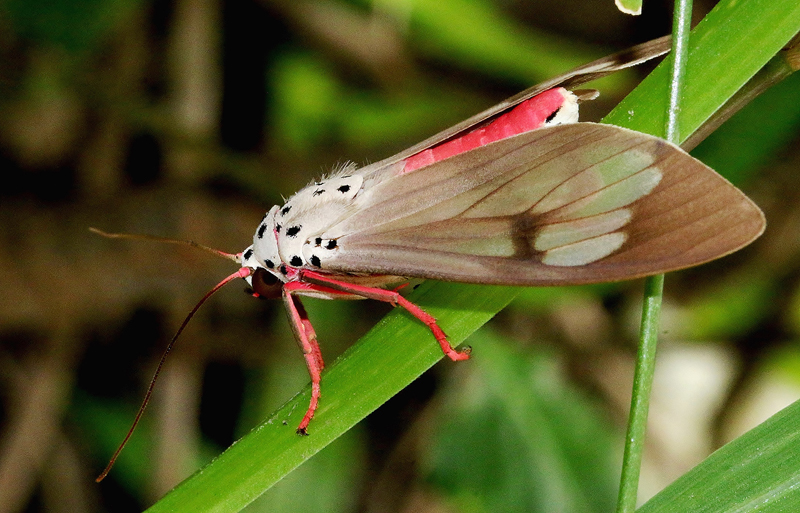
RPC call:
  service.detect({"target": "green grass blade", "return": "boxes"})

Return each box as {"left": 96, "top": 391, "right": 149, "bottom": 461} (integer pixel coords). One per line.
{"left": 638, "top": 399, "right": 800, "bottom": 512}
{"left": 604, "top": 0, "right": 800, "bottom": 140}
{"left": 147, "top": 0, "right": 800, "bottom": 510}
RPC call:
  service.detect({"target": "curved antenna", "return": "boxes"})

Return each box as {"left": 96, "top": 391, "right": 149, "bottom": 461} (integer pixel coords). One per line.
{"left": 89, "top": 227, "right": 241, "bottom": 263}
{"left": 95, "top": 267, "right": 252, "bottom": 483}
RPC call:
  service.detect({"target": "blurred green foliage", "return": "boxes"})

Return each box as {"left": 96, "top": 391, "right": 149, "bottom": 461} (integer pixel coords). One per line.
{"left": 4, "top": 0, "right": 142, "bottom": 53}
{"left": 425, "top": 331, "right": 619, "bottom": 513}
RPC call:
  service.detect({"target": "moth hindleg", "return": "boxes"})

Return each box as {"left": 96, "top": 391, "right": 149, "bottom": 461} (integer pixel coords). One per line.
{"left": 300, "top": 271, "right": 471, "bottom": 362}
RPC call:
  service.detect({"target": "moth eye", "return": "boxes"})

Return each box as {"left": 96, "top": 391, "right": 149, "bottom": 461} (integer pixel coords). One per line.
{"left": 286, "top": 225, "right": 301, "bottom": 237}
{"left": 310, "top": 255, "right": 321, "bottom": 267}
{"left": 290, "top": 255, "right": 303, "bottom": 267}
{"left": 337, "top": 185, "right": 350, "bottom": 193}
{"left": 257, "top": 223, "right": 267, "bottom": 239}
{"left": 325, "top": 240, "right": 337, "bottom": 250}
{"left": 250, "top": 267, "right": 283, "bottom": 300}
{"left": 313, "top": 189, "right": 325, "bottom": 196}
{"left": 314, "top": 237, "right": 322, "bottom": 246}
{"left": 280, "top": 205, "right": 291, "bottom": 216}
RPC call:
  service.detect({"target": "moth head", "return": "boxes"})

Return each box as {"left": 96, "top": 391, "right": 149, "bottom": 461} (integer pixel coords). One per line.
{"left": 241, "top": 241, "right": 285, "bottom": 299}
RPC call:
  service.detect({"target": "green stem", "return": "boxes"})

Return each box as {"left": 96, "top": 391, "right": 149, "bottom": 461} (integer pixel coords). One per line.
{"left": 615, "top": 1, "right": 692, "bottom": 512}
{"left": 666, "top": 0, "right": 693, "bottom": 143}
{"left": 616, "top": 275, "right": 665, "bottom": 512}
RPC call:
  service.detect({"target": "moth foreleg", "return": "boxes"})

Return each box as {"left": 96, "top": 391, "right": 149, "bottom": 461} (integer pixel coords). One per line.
{"left": 282, "top": 285, "right": 324, "bottom": 435}
{"left": 300, "top": 271, "right": 471, "bottom": 362}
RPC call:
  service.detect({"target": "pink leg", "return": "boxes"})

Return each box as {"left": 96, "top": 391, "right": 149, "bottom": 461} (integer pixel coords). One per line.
{"left": 282, "top": 285, "right": 324, "bottom": 434}
{"left": 300, "top": 271, "right": 471, "bottom": 362}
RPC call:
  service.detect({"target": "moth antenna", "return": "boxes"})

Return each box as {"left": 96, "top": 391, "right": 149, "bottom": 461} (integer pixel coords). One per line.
{"left": 89, "top": 227, "right": 241, "bottom": 263}
{"left": 95, "top": 267, "right": 252, "bottom": 482}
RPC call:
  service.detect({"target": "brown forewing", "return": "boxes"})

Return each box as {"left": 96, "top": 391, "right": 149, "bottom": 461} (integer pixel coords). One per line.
{"left": 320, "top": 123, "right": 765, "bottom": 286}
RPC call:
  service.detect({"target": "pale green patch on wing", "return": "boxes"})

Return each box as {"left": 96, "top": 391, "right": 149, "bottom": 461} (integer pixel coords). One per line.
{"left": 531, "top": 149, "right": 657, "bottom": 215}
{"left": 534, "top": 209, "right": 632, "bottom": 251}
{"left": 550, "top": 167, "right": 662, "bottom": 222}
{"left": 542, "top": 232, "right": 628, "bottom": 267}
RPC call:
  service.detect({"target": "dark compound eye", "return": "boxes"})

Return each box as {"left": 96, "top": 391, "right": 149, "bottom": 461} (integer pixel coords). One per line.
{"left": 250, "top": 267, "right": 283, "bottom": 300}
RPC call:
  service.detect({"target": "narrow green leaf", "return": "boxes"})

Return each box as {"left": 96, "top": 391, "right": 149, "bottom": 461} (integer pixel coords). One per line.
{"left": 604, "top": 0, "right": 800, "bottom": 140}
{"left": 638, "top": 399, "right": 800, "bottom": 512}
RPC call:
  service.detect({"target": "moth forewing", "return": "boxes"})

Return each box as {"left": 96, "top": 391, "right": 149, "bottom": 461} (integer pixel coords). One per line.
{"left": 316, "top": 123, "right": 765, "bottom": 285}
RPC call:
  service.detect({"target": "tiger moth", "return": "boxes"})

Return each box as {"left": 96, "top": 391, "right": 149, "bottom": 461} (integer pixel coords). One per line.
{"left": 95, "top": 36, "right": 765, "bottom": 480}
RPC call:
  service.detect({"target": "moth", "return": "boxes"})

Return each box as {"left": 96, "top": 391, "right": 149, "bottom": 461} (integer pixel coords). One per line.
{"left": 96, "top": 36, "right": 765, "bottom": 480}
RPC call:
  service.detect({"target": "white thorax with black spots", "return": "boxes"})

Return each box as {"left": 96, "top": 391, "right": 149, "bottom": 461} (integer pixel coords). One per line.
{"left": 244, "top": 168, "right": 364, "bottom": 284}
